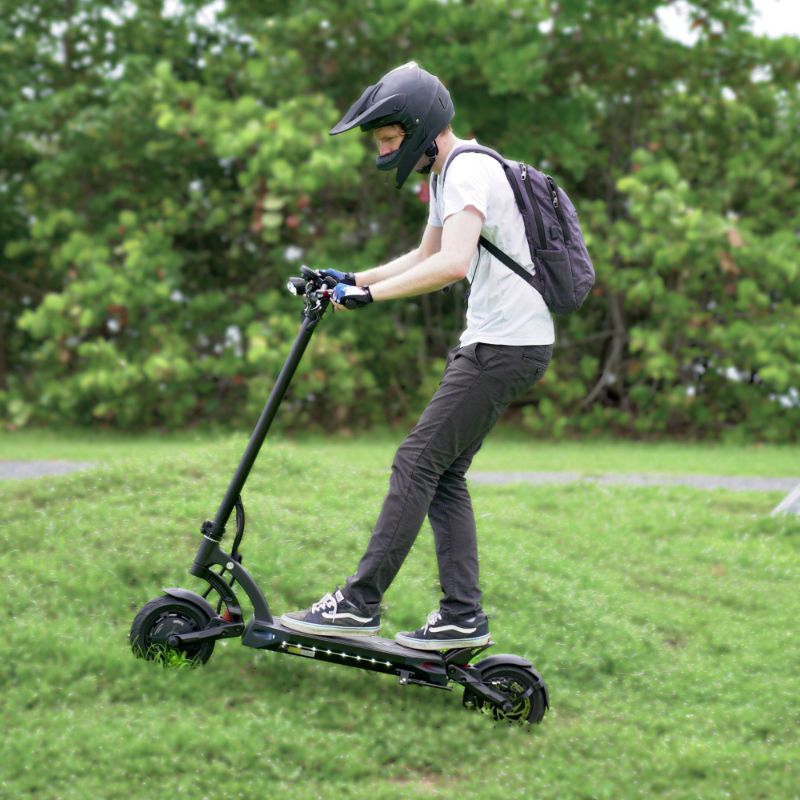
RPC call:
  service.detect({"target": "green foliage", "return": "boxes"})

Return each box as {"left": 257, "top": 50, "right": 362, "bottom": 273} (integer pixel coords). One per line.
{"left": 2, "top": 0, "right": 799, "bottom": 438}
{"left": 575, "top": 145, "right": 800, "bottom": 440}
{"left": 2, "top": 1, "right": 374, "bottom": 427}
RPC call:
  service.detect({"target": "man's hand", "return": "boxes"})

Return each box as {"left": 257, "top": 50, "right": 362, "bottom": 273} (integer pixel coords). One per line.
{"left": 320, "top": 268, "right": 356, "bottom": 286}
{"left": 332, "top": 284, "right": 373, "bottom": 310}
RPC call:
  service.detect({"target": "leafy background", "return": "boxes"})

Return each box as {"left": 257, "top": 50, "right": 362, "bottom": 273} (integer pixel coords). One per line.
{"left": 2, "top": 0, "right": 799, "bottom": 440}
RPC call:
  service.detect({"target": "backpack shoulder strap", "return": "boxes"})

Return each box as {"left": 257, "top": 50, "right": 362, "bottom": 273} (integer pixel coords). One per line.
{"left": 478, "top": 235, "right": 542, "bottom": 293}
{"left": 434, "top": 144, "right": 544, "bottom": 295}
{"left": 440, "top": 144, "right": 507, "bottom": 189}
{"left": 431, "top": 144, "right": 507, "bottom": 206}
{"left": 440, "top": 144, "right": 531, "bottom": 227}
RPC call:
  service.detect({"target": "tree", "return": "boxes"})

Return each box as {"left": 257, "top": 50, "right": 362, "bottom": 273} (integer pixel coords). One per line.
{"left": 4, "top": 0, "right": 799, "bottom": 439}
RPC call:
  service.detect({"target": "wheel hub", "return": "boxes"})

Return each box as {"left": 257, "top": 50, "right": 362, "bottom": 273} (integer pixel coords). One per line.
{"left": 150, "top": 612, "right": 199, "bottom": 646}
{"left": 488, "top": 677, "right": 532, "bottom": 722}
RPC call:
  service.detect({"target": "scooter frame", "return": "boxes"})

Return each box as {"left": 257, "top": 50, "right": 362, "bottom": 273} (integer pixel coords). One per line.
{"left": 140, "top": 268, "right": 549, "bottom": 721}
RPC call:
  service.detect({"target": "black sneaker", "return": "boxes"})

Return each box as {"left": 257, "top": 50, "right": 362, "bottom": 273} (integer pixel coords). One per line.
{"left": 280, "top": 588, "right": 380, "bottom": 637}
{"left": 394, "top": 610, "right": 490, "bottom": 650}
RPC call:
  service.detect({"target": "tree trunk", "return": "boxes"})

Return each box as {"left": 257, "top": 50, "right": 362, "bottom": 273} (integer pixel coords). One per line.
{"left": 581, "top": 291, "right": 627, "bottom": 409}
{"left": 0, "top": 312, "right": 6, "bottom": 391}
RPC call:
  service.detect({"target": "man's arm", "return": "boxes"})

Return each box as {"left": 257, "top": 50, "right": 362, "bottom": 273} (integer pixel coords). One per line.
{"left": 368, "top": 208, "right": 482, "bottom": 302}
{"left": 354, "top": 224, "right": 443, "bottom": 287}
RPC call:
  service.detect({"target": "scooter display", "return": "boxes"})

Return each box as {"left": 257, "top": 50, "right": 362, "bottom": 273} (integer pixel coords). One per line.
{"left": 130, "top": 267, "right": 549, "bottom": 725}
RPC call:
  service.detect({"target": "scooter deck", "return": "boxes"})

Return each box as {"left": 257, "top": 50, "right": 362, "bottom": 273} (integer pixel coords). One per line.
{"left": 242, "top": 617, "right": 487, "bottom": 682}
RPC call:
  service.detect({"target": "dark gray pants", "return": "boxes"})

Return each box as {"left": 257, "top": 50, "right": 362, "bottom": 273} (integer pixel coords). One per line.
{"left": 345, "top": 341, "right": 552, "bottom": 618}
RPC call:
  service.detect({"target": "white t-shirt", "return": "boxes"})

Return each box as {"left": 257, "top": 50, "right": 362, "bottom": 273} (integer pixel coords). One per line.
{"left": 428, "top": 141, "right": 555, "bottom": 346}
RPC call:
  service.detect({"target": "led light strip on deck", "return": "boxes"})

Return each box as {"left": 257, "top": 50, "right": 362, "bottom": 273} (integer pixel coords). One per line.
{"left": 280, "top": 640, "right": 392, "bottom": 666}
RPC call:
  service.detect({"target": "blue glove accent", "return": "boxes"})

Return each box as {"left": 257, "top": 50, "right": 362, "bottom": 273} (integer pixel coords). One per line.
{"left": 320, "top": 268, "right": 356, "bottom": 286}
{"left": 332, "top": 283, "right": 373, "bottom": 310}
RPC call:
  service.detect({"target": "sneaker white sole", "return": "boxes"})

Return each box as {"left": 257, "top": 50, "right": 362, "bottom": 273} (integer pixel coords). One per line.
{"left": 280, "top": 615, "right": 380, "bottom": 637}
{"left": 393, "top": 632, "right": 491, "bottom": 650}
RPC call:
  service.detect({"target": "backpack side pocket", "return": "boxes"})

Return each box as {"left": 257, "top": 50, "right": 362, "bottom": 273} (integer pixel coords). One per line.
{"left": 535, "top": 248, "right": 575, "bottom": 315}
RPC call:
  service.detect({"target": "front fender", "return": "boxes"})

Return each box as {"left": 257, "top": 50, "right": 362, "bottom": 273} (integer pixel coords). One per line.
{"left": 163, "top": 587, "right": 217, "bottom": 620}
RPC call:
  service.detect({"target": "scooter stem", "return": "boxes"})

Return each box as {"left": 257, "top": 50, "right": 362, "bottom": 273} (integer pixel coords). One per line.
{"left": 205, "top": 305, "right": 326, "bottom": 542}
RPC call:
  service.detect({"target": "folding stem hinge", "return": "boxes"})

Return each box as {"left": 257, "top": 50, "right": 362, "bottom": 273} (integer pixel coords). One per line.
{"left": 201, "top": 519, "right": 223, "bottom": 540}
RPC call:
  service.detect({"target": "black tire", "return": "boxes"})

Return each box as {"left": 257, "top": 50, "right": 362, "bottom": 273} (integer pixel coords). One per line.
{"left": 130, "top": 595, "right": 215, "bottom": 665}
{"left": 462, "top": 664, "right": 547, "bottom": 724}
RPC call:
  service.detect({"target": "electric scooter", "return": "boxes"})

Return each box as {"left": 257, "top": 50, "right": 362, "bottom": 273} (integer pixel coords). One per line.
{"left": 130, "top": 267, "right": 549, "bottom": 725}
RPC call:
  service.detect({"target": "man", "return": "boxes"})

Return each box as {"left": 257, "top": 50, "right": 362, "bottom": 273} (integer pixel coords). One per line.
{"left": 281, "top": 62, "right": 554, "bottom": 650}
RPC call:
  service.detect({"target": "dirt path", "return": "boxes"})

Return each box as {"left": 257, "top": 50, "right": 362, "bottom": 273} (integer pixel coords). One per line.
{"left": 0, "top": 460, "right": 96, "bottom": 480}
{"left": 467, "top": 471, "right": 799, "bottom": 492}
{"left": 1, "top": 460, "right": 797, "bottom": 494}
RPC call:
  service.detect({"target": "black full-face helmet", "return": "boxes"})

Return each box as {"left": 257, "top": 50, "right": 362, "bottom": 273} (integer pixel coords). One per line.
{"left": 330, "top": 61, "right": 454, "bottom": 188}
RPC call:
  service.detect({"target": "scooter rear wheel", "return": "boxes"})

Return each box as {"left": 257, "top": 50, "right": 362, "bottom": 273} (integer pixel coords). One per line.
{"left": 130, "top": 595, "right": 215, "bottom": 665}
{"left": 462, "top": 664, "right": 547, "bottom": 724}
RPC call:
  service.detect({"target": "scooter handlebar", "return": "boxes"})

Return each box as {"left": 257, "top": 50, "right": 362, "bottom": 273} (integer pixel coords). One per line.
{"left": 299, "top": 265, "right": 317, "bottom": 281}
{"left": 286, "top": 266, "right": 336, "bottom": 303}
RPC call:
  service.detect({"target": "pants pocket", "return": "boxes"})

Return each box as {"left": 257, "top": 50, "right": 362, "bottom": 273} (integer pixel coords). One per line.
{"left": 474, "top": 343, "right": 498, "bottom": 371}
{"left": 521, "top": 343, "right": 553, "bottom": 368}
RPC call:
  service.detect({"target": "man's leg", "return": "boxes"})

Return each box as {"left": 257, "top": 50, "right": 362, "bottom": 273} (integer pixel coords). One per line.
{"left": 427, "top": 438, "right": 485, "bottom": 619}
{"left": 421, "top": 343, "right": 554, "bottom": 620}
{"left": 281, "top": 342, "right": 552, "bottom": 638}
{"left": 343, "top": 345, "right": 497, "bottom": 612}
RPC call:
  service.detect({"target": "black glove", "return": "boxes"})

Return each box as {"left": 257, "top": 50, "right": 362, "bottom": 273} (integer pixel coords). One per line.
{"left": 332, "top": 284, "right": 373, "bottom": 310}
{"left": 320, "top": 268, "right": 356, "bottom": 286}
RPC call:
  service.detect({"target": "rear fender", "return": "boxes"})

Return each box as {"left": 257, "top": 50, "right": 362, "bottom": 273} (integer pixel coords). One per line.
{"left": 472, "top": 654, "right": 549, "bottom": 709}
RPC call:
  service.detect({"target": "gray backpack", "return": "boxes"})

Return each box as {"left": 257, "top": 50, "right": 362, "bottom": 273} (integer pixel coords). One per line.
{"left": 433, "top": 144, "right": 595, "bottom": 315}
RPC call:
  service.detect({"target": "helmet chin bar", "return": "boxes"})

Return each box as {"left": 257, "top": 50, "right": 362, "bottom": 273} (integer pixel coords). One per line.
{"left": 375, "top": 140, "right": 437, "bottom": 184}
{"left": 375, "top": 150, "right": 401, "bottom": 171}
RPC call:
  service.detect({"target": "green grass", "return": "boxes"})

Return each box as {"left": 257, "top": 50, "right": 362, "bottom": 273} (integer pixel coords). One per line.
{"left": 1, "top": 434, "right": 799, "bottom": 799}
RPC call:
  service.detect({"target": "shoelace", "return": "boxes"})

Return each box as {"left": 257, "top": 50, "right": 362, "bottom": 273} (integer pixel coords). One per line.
{"left": 423, "top": 610, "right": 442, "bottom": 634}
{"left": 311, "top": 593, "right": 337, "bottom": 615}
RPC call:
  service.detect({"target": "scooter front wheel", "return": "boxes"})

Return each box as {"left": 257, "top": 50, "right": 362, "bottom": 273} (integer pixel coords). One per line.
{"left": 130, "top": 595, "right": 215, "bottom": 665}
{"left": 462, "top": 664, "right": 547, "bottom": 724}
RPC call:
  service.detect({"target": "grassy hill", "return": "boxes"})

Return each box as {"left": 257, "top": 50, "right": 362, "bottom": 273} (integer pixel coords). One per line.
{"left": 1, "top": 434, "right": 798, "bottom": 799}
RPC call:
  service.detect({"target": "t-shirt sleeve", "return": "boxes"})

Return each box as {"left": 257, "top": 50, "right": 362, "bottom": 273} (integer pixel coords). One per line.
{"left": 441, "top": 154, "right": 490, "bottom": 223}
